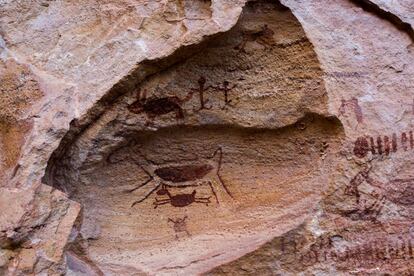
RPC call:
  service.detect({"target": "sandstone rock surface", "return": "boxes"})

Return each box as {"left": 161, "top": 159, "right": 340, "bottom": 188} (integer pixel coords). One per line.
{"left": 1, "top": 0, "right": 413, "bottom": 275}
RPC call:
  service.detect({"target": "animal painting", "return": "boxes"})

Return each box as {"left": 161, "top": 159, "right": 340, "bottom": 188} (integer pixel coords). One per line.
{"left": 128, "top": 88, "right": 194, "bottom": 124}
{"left": 120, "top": 147, "right": 233, "bottom": 208}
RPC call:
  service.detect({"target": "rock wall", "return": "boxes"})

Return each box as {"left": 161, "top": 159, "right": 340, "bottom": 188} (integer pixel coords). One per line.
{"left": 0, "top": 0, "right": 413, "bottom": 275}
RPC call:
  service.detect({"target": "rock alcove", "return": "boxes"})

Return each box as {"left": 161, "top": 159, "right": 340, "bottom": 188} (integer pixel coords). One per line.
{"left": 44, "top": 1, "right": 344, "bottom": 275}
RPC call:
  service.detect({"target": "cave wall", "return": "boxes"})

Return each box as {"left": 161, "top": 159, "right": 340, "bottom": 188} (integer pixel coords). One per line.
{"left": 46, "top": 3, "right": 345, "bottom": 274}
{"left": 0, "top": 0, "right": 414, "bottom": 275}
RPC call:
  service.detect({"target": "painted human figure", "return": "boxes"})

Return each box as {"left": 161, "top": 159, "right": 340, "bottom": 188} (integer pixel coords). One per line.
{"left": 338, "top": 97, "right": 363, "bottom": 126}
{"left": 168, "top": 216, "right": 190, "bottom": 239}
{"left": 190, "top": 76, "right": 212, "bottom": 111}
{"left": 344, "top": 168, "right": 386, "bottom": 222}
{"left": 213, "top": 80, "right": 237, "bottom": 109}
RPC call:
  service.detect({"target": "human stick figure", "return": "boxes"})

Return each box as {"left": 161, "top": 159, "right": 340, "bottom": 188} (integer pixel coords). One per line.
{"left": 168, "top": 216, "right": 190, "bottom": 239}
{"left": 338, "top": 97, "right": 363, "bottom": 129}
{"left": 212, "top": 80, "right": 237, "bottom": 109}
{"left": 190, "top": 76, "right": 213, "bottom": 111}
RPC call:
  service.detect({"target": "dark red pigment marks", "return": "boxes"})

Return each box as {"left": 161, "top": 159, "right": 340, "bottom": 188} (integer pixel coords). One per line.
{"left": 339, "top": 97, "right": 363, "bottom": 124}
{"left": 381, "top": 178, "right": 414, "bottom": 206}
{"left": 354, "top": 137, "right": 370, "bottom": 158}
{"left": 326, "top": 71, "right": 368, "bottom": 79}
{"left": 344, "top": 168, "right": 414, "bottom": 218}
{"left": 155, "top": 164, "right": 213, "bottom": 183}
{"left": 388, "top": 179, "right": 414, "bottom": 206}
{"left": 281, "top": 234, "right": 414, "bottom": 267}
{"left": 301, "top": 237, "right": 414, "bottom": 267}
{"left": 128, "top": 88, "right": 194, "bottom": 122}
{"left": 353, "top": 131, "right": 414, "bottom": 158}
{"left": 154, "top": 187, "right": 211, "bottom": 208}
{"left": 343, "top": 168, "right": 388, "bottom": 222}
{"left": 129, "top": 77, "right": 240, "bottom": 116}
{"left": 212, "top": 80, "right": 237, "bottom": 108}
{"left": 402, "top": 132, "right": 408, "bottom": 151}
{"left": 130, "top": 97, "right": 184, "bottom": 118}
{"left": 411, "top": 131, "right": 414, "bottom": 149}
{"left": 344, "top": 167, "right": 372, "bottom": 204}
{"left": 412, "top": 98, "right": 414, "bottom": 115}
{"left": 343, "top": 193, "right": 386, "bottom": 222}
{"left": 129, "top": 147, "right": 233, "bottom": 208}
{"left": 235, "top": 24, "right": 276, "bottom": 52}
{"left": 191, "top": 77, "right": 239, "bottom": 110}
{"left": 190, "top": 76, "right": 212, "bottom": 111}
{"left": 168, "top": 216, "right": 190, "bottom": 239}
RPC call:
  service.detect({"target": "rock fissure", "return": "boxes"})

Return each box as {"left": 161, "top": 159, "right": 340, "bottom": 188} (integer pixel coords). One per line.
{"left": 350, "top": 0, "right": 414, "bottom": 42}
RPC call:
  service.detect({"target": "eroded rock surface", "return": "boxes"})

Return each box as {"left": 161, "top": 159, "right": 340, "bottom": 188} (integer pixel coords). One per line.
{"left": 53, "top": 119, "right": 342, "bottom": 275}
{"left": 1, "top": 0, "right": 414, "bottom": 275}
{"left": 0, "top": 60, "right": 42, "bottom": 182}
{"left": 45, "top": 3, "right": 343, "bottom": 274}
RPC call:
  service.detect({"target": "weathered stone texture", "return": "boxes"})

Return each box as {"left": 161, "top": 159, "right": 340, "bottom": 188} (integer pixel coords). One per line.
{"left": 1, "top": 0, "right": 414, "bottom": 275}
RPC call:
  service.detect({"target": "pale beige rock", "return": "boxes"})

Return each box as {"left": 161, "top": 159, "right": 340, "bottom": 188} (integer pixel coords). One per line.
{"left": 0, "top": 184, "right": 80, "bottom": 275}
{"left": 370, "top": 0, "right": 414, "bottom": 29}
{"left": 0, "top": 187, "right": 37, "bottom": 249}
